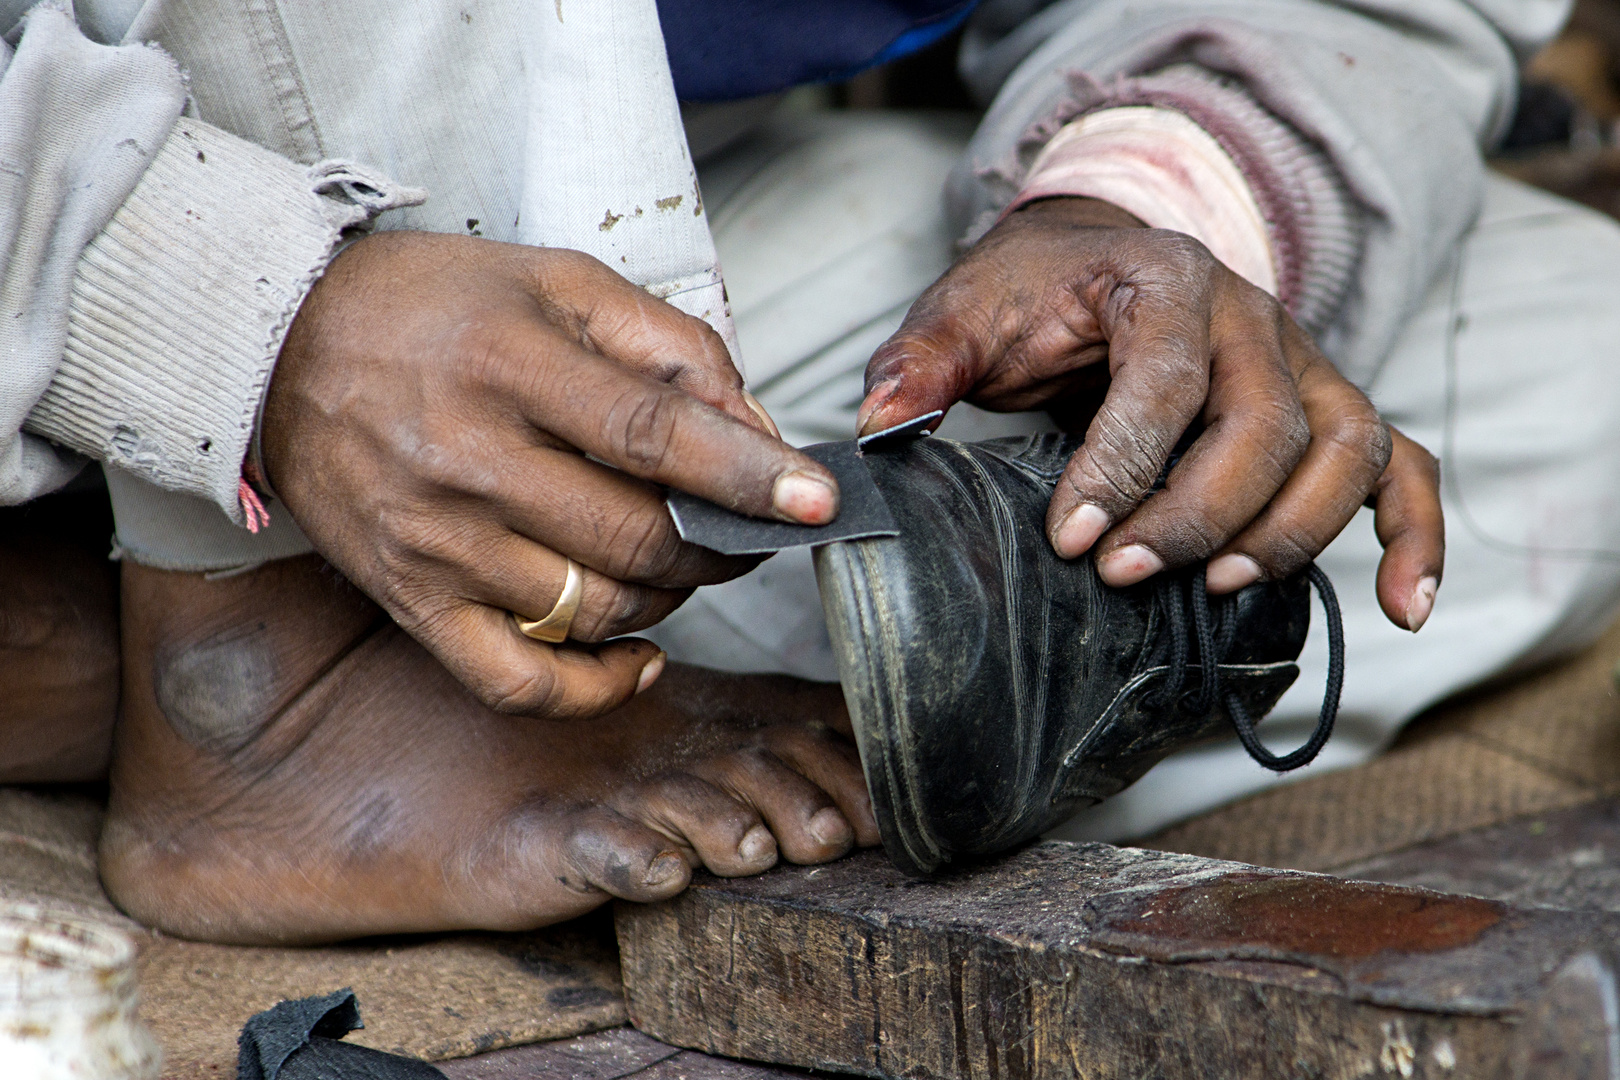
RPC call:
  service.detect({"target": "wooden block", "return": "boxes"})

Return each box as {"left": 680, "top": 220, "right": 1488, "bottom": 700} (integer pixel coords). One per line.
{"left": 615, "top": 842, "right": 1620, "bottom": 1080}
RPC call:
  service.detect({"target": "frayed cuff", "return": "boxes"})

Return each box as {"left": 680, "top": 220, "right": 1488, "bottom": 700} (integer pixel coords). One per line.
{"left": 977, "top": 65, "right": 1362, "bottom": 333}
{"left": 1010, "top": 105, "right": 1278, "bottom": 296}
{"left": 24, "top": 117, "right": 425, "bottom": 524}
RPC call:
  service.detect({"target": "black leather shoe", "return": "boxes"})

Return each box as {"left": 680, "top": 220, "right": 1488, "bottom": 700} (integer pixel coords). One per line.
{"left": 813, "top": 432, "right": 1341, "bottom": 875}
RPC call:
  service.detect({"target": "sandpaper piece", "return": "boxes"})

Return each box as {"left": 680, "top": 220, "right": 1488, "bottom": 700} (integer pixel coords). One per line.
{"left": 667, "top": 441, "right": 896, "bottom": 556}
{"left": 665, "top": 411, "right": 941, "bottom": 556}
{"left": 239, "top": 988, "right": 446, "bottom": 1080}
{"left": 855, "top": 410, "right": 942, "bottom": 451}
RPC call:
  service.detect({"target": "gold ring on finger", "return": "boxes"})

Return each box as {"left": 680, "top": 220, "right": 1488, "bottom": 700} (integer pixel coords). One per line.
{"left": 512, "top": 558, "right": 584, "bottom": 643}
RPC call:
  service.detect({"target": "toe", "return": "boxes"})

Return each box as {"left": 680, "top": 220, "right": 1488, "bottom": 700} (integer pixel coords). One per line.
{"left": 562, "top": 807, "right": 692, "bottom": 902}
{"left": 614, "top": 773, "right": 779, "bottom": 877}
{"left": 765, "top": 728, "right": 881, "bottom": 849}
{"left": 693, "top": 748, "right": 854, "bottom": 864}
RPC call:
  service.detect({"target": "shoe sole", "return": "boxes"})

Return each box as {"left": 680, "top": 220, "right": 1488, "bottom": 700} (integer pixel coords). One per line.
{"left": 815, "top": 536, "right": 946, "bottom": 876}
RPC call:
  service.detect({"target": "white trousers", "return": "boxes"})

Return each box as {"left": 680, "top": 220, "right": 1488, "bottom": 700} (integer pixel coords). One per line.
{"left": 644, "top": 109, "right": 1620, "bottom": 840}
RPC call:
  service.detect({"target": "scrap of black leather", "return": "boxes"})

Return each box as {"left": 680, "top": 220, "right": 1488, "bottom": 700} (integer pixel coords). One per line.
{"left": 238, "top": 988, "right": 445, "bottom": 1080}
{"left": 666, "top": 411, "right": 939, "bottom": 555}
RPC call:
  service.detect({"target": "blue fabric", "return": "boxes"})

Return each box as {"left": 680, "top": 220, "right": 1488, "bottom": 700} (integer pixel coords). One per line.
{"left": 659, "top": 0, "right": 979, "bottom": 101}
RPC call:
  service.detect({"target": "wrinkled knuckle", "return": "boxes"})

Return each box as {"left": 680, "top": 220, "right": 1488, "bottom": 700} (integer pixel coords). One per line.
{"left": 531, "top": 249, "right": 603, "bottom": 312}
{"left": 875, "top": 321, "right": 961, "bottom": 373}
{"left": 1163, "top": 230, "right": 1213, "bottom": 264}
{"left": 625, "top": 525, "right": 686, "bottom": 582}
{"left": 1071, "top": 460, "right": 1150, "bottom": 516}
{"left": 1251, "top": 400, "right": 1311, "bottom": 467}
{"left": 401, "top": 435, "right": 489, "bottom": 497}
{"left": 571, "top": 585, "right": 654, "bottom": 642}
{"left": 1367, "top": 419, "right": 1396, "bottom": 470}
{"left": 1258, "top": 527, "right": 1318, "bottom": 576}
{"left": 648, "top": 320, "right": 736, "bottom": 389}
{"left": 1077, "top": 415, "right": 1172, "bottom": 507}
{"left": 607, "top": 391, "right": 681, "bottom": 474}
{"left": 371, "top": 509, "right": 455, "bottom": 587}
{"left": 1328, "top": 411, "right": 1392, "bottom": 474}
{"left": 1283, "top": 408, "right": 1313, "bottom": 455}
{"left": 601, "top": 505, "right": 686, "bottom": 582}
{"left": 545, "top": 246, "right": 601, "bottom": 279}
{"left": 393, "top": 592, "right": 456, "bottom": 645}
{"left": 690, "top": 322, "right": 736, "bottom": 373}
{"left": 491, "top": 663, "right": 568, "bottom": 717}
{"left": 1144, "top": 230, "right": 1215, "bottom": 278}
{"left": 1234, "top": 279, "right": 1285, "bottom": 319}
{"left": 1149, "top": 507, "right": 1228, "bottom": 564}
{"left": 1181, "top": 506, "right": 1231, "bottom": 558}
{"left": 566, "top": 605, "right": 613, "bottom": 645}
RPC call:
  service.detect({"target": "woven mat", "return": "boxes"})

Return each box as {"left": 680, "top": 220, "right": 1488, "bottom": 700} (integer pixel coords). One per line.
{"left": 0, "top": 786, "right": 626, "bottom": 1079}
{"left": 1144, "top": 615, "right": 1620, "bottom": 871}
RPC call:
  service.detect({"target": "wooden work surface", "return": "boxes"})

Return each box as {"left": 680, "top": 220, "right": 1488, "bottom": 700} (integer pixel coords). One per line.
{"left": 613, "top": 835, "right": 1620, "bottom": 1080}
{"left": 1340, "top": 797, "right": 1620, "bottom": 912}
{"left": 427, "top": 798, "right": 1620, "bottom": 1080}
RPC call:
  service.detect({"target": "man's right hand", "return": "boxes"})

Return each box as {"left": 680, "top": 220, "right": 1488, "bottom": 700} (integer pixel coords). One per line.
{"left": 262, "top": 232, "right": 839, "bottom": 720}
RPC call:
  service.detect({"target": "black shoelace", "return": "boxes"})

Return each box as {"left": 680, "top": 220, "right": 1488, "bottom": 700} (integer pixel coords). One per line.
{"left": 1157, "top": 563, "right": 1345, "bottom": 772}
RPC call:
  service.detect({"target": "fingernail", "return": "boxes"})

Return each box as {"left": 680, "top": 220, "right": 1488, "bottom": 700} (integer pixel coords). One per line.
{"left": 856, "top": 379, "right": 900, "bottom": 434}
{"left": 738, "top": 824, "right": 776, "bottom": 864}
{"left": 1053, "top": 504, "right": 1110, "bottom": 559}
{"left": 808, "top": 807, "right": 852, "bottom": 848}
{"left": 644, "top": 852, "right": 686, "bottom": 887}
{"left": 1097, "top": 544, "right": 1164, "bottom": 586}
{"left": 1405, "top": 576, "right": 1438, "bottom": 632}
{"left": 742, "top": 391, "right": 782, "bottom": 439}
{"left": 1206, "top": 554, "right": 1262, "bottom": 594}
{"left": 636, "top": 651, "right": 667, "bottom": 694}
{"left": 772, "top": 470, "right": 838, "bottom": 524}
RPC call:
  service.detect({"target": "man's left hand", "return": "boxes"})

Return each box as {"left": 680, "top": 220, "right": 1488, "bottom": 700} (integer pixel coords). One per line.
{"left": 857, "top": 196, "right": 1444, "bottom": 632}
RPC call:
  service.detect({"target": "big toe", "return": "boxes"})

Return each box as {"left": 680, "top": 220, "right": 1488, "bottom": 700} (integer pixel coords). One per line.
{"left": 561, "top": 808, "right": 692, "bottom": 902}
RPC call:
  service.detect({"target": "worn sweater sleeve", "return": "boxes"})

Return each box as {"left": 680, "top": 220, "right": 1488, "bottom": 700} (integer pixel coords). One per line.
{"left": 1, "top": 5, "right": 421, "bottom": 523}
{"left": 0, "top": 3, "right": 184, "bottom": 506}
{"left": 953, "top": 0, "right": 1571, "bottom": 384}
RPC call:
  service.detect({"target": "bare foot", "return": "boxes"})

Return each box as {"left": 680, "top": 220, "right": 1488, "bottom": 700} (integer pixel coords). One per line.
{"left": 100, "top": 556, "right": 877, "bottom": 945}
{"left": 0, "top": 488, "right": 119, "bottom": 783}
